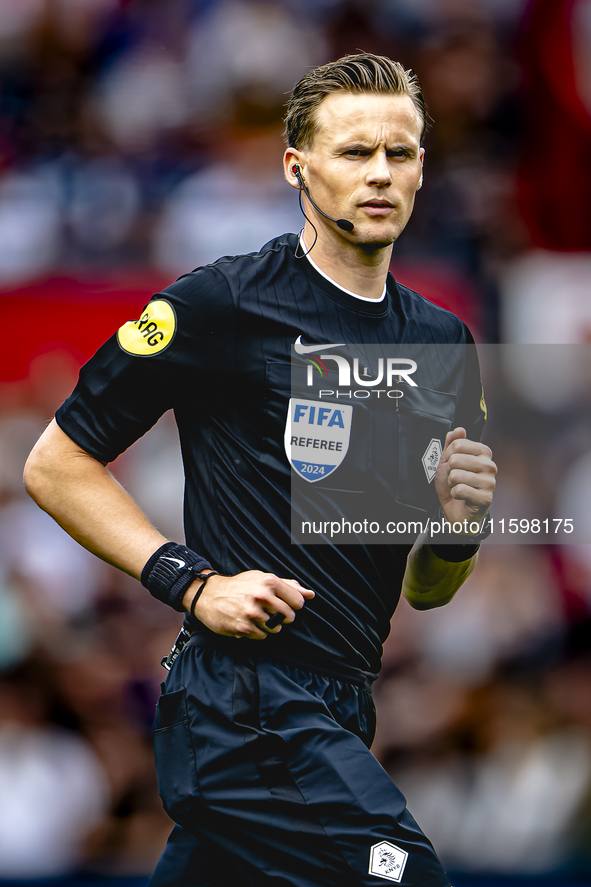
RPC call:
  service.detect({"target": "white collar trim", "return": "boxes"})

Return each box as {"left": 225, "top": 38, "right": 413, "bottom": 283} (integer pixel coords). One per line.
{"left": 300, "top": 234, "right": 387, "bottom": 303}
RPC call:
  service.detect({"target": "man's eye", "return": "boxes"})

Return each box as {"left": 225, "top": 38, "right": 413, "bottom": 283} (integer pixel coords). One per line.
{"left": 345, "top": 150, "right": 361, "bottom": 157}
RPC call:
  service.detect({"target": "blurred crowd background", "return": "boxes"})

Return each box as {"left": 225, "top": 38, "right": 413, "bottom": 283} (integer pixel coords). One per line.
{"left": 2, "top": 0, "right": 591, "bottom": 882}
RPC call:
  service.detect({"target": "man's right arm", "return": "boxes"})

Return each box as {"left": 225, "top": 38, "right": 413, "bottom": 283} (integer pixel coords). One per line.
{"left": 24, "top": 420, "right": 166, "bottom": 576}
{"left": 24, "top": 420, "right": 313, "bottom": 640}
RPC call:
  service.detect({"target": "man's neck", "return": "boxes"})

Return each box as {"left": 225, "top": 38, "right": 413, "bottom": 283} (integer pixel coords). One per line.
{"left": 301, "top": 221, "right": 392, "bottom": 300}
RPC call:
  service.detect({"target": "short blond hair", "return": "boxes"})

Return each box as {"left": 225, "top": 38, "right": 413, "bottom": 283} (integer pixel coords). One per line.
{"left": 284, "top": 52, "right": 427, "bottom": 150}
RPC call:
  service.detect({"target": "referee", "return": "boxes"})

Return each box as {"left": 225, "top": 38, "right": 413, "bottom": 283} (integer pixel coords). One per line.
{"left": 25, "top": 54, "right": 496, "bottom": 887}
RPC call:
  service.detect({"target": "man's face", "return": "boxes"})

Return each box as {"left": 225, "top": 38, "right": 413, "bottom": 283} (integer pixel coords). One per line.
{"left": 289, "top": 91, "right": 424, "bottom": 248}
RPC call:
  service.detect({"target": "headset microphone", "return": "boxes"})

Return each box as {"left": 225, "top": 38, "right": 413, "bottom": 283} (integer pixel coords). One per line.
{"left": 292, "top": 165, "right": 354, "bottom": 233}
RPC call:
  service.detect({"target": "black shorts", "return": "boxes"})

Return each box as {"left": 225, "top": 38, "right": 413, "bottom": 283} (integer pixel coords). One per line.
{"left": 149, "top": 639, "right": 451, "bottom": 887}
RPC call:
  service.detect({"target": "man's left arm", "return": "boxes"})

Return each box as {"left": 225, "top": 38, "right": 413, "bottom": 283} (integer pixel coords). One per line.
{"left": 402, "top": 426, "right": 496, "bottom": 610}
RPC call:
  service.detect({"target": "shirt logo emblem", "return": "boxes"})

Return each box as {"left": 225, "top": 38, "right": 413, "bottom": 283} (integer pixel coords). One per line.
{"left": 117, "top": 299, "right": 176, "bottom": 356}
{"left": 293, "top": 335, "right": 345, "bottom": 355}
{"left": 284, "top": 397, "right": 352, "bottom": 483}
{"left": 422, "top": 438, "right": 442, "bottom": 483}
{"left": 368, "top": 841, "right": 408, "bottom": 883}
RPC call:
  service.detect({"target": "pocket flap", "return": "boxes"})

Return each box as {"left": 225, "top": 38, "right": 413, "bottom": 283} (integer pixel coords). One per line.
{"left": 155, "top": 687, "right": 188, "bottom": 730}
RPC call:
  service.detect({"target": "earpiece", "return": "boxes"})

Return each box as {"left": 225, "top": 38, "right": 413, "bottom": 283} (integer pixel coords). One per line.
{"left": 290, "top": 163, "right": 353, "bottom": 234}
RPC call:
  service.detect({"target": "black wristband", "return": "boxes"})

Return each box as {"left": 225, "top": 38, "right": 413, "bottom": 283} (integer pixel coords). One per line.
{"left": 428, "top": 506, "right": 492, "bottom": 563}
{"left": 429, "top": 543, "right": 480, "bottom": 563}
{"left": 141, "top": 542, "right": 214, "bottom": 612}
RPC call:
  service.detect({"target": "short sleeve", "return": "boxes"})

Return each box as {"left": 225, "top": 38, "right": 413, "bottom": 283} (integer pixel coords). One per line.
{"left": 455, "top": 325, "right": 487, "bottom": 443}
{"left": 56, "top": 267, "right": 235, "bottom": 463}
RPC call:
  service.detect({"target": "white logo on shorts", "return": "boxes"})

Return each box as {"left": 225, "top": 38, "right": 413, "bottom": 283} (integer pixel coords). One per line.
{"left": 369, "top": 841, "right": 408, "bottom": 882}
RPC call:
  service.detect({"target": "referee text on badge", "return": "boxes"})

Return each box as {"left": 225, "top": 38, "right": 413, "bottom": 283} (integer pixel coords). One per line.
{"left": 284, "top": 398, "right": 353, "bottom": 483}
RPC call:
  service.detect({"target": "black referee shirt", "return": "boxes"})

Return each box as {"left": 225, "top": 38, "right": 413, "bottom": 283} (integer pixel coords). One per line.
{"left": 56, "top": 233, "right": 485, "bottom": 681}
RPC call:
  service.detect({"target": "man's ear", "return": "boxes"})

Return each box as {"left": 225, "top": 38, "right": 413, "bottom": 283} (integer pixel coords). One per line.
{"left": 284, "top": 148, "right": 305, "bottom": 189}
{"left": 417, "top": 147, "right": 425, "bottom": 190}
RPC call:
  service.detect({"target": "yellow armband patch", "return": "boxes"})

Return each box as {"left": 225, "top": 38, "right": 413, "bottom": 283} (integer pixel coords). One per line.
{"left": 480, "top": 385, "right": 487, "bottom": 420}
{"left": 117, "top": 299, "right": 176, "bottom": 356}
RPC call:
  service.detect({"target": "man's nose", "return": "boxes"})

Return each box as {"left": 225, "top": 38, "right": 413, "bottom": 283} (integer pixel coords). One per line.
{"left": 365, "top": 151, "right": 392, "bottom": 187}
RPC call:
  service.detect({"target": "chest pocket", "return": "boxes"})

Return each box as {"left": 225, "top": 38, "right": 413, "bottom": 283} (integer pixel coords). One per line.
{"left": 264, "top": 360, "right": 372, "bottom": 493}
{"left": 395, "top": 386, "right": 456, "bottom": 514}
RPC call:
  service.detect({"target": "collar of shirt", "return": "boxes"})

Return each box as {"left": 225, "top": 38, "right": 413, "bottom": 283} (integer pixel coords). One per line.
{"left": 299, "top": 233, "right": 387, "bottom": 304}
